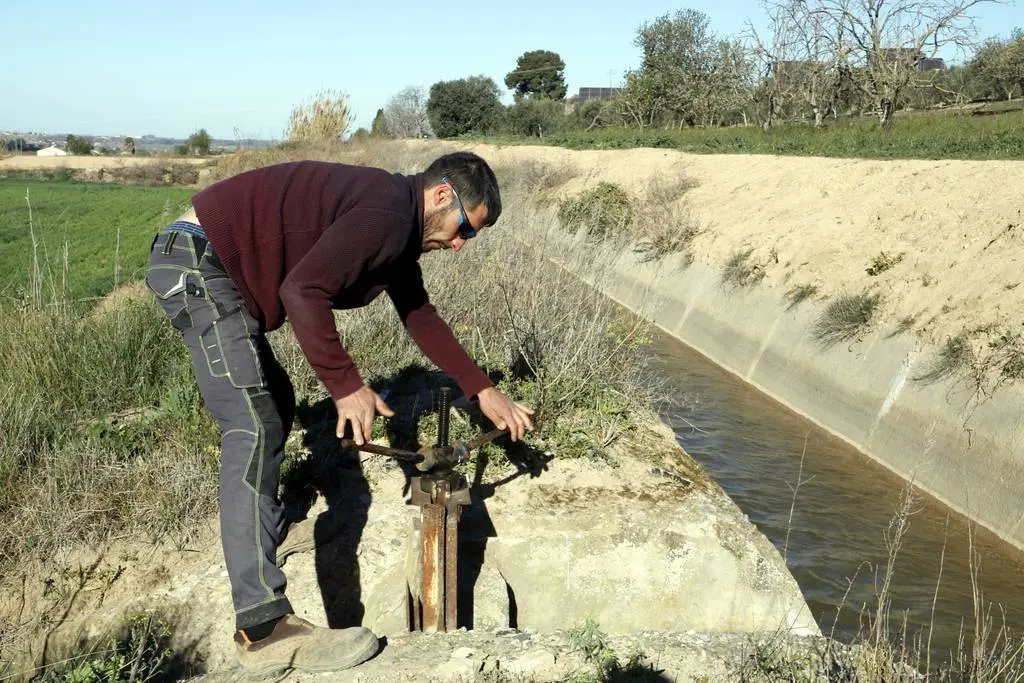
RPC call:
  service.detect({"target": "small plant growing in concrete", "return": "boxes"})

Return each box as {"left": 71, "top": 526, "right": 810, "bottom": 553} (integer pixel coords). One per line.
{"left": 785, "top": 284, "right": 818, "bottom": 309}
{"left": 567, "top": 616, "right": 619, "bottom": 681}
{"left": 813, "top": 292, "right": 882, "bottom": 346}
{"left": 721, "top": 249, "right": 766, "bottom": 289}
{"left": 565, "top": 616, "right": 662, "bottom": 682}
{"left": 866, "top": 251, "right": 904, "bottom": 276}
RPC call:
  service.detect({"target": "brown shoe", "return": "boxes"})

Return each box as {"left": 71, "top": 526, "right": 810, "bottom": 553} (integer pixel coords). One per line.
{"left": 234, "top": 614, "right": 379, "bottom": 678}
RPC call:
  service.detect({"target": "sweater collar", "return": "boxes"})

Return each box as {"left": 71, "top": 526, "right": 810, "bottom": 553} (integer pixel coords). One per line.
{"left": 412, "top": 173, "right": 425, "bottom": 246}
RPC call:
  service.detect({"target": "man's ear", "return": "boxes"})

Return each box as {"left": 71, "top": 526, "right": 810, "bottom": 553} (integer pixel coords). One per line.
{"left": 431, "top": 182, "right": 453, "bottom": 209}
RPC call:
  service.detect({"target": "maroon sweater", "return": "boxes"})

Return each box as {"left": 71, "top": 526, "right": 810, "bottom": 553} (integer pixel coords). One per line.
{"left": 192, "top": 161, "right": 492, "bottom": 401}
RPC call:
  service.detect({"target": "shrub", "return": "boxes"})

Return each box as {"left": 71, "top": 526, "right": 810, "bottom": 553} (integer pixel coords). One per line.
{"left": 167, "top": 163, "right": 199, "bottom": 186}
{"left": 814, "top": 292, "right": 883, "bottom": 345}
{"left": 33, "top": 613, "right": 178, "bottom": 683}
{"left": 286, "top": 89, "right": 352, "bottom": 142}
{"left": 721, "top": 249, "right": 766, "bottom": 289}
{"left": 557, "top": 182, "right": 634, "bottom": 240}
{"left": 503, "top": 97, "right": 571, "bottom": 137}
{"left": 866, "top": 251, "right": 905, "bottom": 276}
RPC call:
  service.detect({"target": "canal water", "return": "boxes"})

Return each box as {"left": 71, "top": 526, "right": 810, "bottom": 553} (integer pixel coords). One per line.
{"left": 647, "top": 329, "right": 1024, "bottom": 664}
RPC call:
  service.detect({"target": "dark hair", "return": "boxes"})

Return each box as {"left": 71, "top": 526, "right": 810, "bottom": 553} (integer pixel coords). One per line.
{"left": 423, "top": 152, "right": 502, "bottom": 227}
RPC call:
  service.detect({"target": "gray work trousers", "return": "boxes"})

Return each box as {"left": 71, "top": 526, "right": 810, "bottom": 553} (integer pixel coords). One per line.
{"left": 145, "top": 222, "right": 294, "bottom": 630}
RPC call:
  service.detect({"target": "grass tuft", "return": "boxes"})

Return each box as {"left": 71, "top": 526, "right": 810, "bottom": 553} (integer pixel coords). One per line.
{"left": 557, "top": 182, "right": 635, "bottom": 241}
{"left": 813, "top": 292, "right": 883, "bottom": 346}
{"left": 722, "top": 249, "right": 766, "bottom": 289}
{"left": 915, "top": 333, "right": 974, "bottom": 384}
{"left": 786, "top": 284, "right": 818, "bottom": 309}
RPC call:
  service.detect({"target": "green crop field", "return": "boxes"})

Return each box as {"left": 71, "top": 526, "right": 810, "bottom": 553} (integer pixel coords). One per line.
{"left": 477, "top": 105, "right": 1024, "bottom": 160}
{"left": 0, "top": 180, "right": 194, "bottom": 302}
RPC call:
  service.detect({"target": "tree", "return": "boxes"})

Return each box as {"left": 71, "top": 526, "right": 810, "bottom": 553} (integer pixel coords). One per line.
{"left": 187, "top": 128, "right": 212, "bottom": 155}
{"left": 746, "top": 0, "right": 847, "bottom": 129}
{"left": 577, "top": 98, "right": 619, "bottom": 129}
{"left": 370, "top": 108, "right": 390, "bottom": 137}
{"left": 65, "top": 134, "right": 93, "bottom": 155}
{"left": 803, "top": 0, "right": 1000, "bottom": 125}
{"left": 503, "top": 97, "right": 568, "bottom": 136}
{"left": 970, "top": 31, "right": 1024, "bottom": 100}
{"left": 286, "top": 89, "right": 352, "bottom": 142}
{"left": 617, "top": 69, "right": 668, "bottom": 127}
{"left": 427, "top": 76, "right": 503, "bottom": 138}
{"left": 504, "top": 50, "right": 568, "bottom": 100}
{"left": 124, "top": 136, "right": 136, "bottom": 155}
{"left": 384, "top": 86, "right": 433, "bottom": 138}
{"left": 623, "top": 9, "right": 752, "bottom": 127}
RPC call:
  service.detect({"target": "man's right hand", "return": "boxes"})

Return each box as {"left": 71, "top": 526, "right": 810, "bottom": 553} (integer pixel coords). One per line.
{"left": 336, "top": 385, "right": 395, "bottom": 445}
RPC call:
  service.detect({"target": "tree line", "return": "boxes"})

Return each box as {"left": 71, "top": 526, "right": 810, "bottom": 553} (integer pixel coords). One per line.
{"left": 337, "top": 2, "right": 1021, "bottom": 140}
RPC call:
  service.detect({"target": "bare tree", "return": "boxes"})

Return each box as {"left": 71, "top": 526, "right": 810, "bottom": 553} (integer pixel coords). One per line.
{"left": 750, "top": 0, "right": 872, "bottom": 128}
{"left": 746, "top": 4, "right": 798, "bottom": 130}
{"left": 808, "top": 0, "right": 999, "bottom": 125}
{"left": 383, "top": 86, "right": 433, "bottom": 138}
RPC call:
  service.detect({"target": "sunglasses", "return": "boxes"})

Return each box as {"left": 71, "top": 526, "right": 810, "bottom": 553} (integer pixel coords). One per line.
{"left": 442, "top": 176, "right": 477, "bottom": 240}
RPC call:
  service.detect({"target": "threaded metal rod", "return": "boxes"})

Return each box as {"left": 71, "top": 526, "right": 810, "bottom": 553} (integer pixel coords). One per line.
{"left": 437, "top": 387, "right": 451, "bottom": 448}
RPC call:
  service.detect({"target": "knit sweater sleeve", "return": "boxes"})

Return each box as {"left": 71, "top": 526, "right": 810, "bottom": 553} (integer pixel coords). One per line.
{"left": 386, "top": 262, "right": 493, "bottom": 399}
{"left": 279, "top": 209, "right": 397, "bottom": 400}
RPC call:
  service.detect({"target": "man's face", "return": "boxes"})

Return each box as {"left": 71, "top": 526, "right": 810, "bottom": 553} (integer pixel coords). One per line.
{"left": 422, "top": 182, "right": 490, "bottom": 253}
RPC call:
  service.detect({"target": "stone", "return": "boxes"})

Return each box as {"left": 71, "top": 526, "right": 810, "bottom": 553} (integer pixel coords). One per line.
{"left": 451, "top": 647, "right": 476, "bottom": 659}
{"left": 433, "top": 658, "right": 478, "bottom": 680}
{"left": 471, "top": 563, "right": 510, "bottom": 631}
{"left": 504, "top": 649, "right": 557, "bottom": 676}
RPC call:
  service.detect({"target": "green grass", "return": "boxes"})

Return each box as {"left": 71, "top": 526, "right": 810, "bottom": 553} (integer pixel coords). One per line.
{"left": 0, "top": 180, "right": 193, "bottom": 301}
{"left": 472, "top": 107, "right": 1024, "bottom": 160}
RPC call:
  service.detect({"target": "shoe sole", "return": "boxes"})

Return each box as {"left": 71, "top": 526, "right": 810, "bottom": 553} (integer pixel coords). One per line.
{"left": 298, "top": 635, "right": 380, "bottom": 673}
{"left": 239, "top": 636, "right": 380, "bottom": 678}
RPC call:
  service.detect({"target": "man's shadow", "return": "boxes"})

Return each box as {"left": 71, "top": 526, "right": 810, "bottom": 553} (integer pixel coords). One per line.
{"left": 278, "top": 362, "right": 552, "bottom": 630}
{"left": 278, "top": 396, "right": 372, "bottom": 628}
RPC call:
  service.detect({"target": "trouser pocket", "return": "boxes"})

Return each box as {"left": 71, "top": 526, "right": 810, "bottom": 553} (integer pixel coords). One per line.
{"left": 199, "top": 308, "right": 264, "bottom": 389}
{"left": 146, "top": 231, "right": 207, "bottom": 332}
{"left": 146, "top": 266, "right": 192, "bottom": 331}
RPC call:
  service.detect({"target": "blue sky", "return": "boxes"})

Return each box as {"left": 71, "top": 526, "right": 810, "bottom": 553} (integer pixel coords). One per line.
{"left": 1, "top": 0, "right": 1019, "bottom": 139}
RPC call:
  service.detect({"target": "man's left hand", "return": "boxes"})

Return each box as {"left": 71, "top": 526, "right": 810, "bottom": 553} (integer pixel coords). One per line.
{"left": 477, "top": 387, "right": 535, "bottom": 442}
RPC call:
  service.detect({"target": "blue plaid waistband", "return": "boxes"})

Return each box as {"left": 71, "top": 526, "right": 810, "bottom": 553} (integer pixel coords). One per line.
{"left": 163, "top": 220, "right": 206, "bottom": 239}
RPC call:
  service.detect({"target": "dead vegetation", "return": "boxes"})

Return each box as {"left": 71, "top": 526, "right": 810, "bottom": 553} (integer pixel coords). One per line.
{"left": 722, "top": 249, "right": 768, "bottom": 289}
{"left": 813, "top": 292, "right": 883, "bottom": 346}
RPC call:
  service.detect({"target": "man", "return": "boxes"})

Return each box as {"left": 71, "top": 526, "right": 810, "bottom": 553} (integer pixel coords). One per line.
{"left": 145, "top": 152, "right": 534, "bottom": 677}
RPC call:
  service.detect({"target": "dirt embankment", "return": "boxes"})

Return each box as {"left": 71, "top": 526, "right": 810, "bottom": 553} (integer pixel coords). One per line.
{"left": 0, "top": 155, "right": 206, "bottom": 170}
{"left": 468, "top": 143, "right": 1024, "bottom": 351}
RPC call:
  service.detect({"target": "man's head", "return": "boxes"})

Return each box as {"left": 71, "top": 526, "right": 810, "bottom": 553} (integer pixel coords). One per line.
{"left": 421, "top": 152, "right": 501, "bottom": 253}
